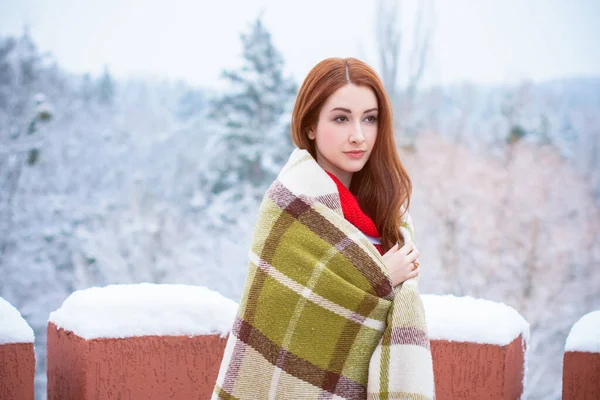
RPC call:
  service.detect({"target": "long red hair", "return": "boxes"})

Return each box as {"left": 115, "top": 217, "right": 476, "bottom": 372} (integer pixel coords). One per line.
{"left": 291, "top": 57, "right": 412, "bottom": 252}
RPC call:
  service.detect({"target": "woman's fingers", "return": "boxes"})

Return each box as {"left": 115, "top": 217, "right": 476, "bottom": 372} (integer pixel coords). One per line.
{"left": 383, "top": 242, "right": 400, "bottom": 258}
{"left": 406, "top": 248, "right": 420, "bottom": 262}
{"left": 390, "top": 243, "right": 420, "bottom": 267}
{"left": 399, "top": 240, "right": 415, "bottom": 256}
{"left": 409, "top": 267, "right": 420, "bottom": 278}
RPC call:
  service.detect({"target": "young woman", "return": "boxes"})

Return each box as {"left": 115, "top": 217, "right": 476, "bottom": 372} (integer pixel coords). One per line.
{"left": 213, "top": 58, "right": 434, "bottom": 400}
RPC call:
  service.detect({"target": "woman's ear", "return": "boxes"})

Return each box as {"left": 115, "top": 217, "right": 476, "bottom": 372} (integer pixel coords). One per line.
{"left": 307, "top": 128, "right": 316, "bottom": 140}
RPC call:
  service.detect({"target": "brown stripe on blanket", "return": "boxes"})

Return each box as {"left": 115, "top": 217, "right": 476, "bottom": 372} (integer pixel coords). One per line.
{"left": 337, "top": 242, "right": 393, "bottom": 299}
{"left": 241, "top": 201, "right": 296, "bottom": 335}
{"left": 268, "top": 181, "right": 392, "bottom": 299}
{"left": 241, "top": 266, "right": 268, "bottom": 326}
{"left": 261, "top": 203, "right": 298, "bottom": 265}
{"left": 266, "top": 181, "right": 298, "bottom": 209}
{"left": 389, "top": 326, "right": 431, "bottom": 349}
{"left": 233, "top": 316, "right": 280, "bottom": 364}
{"left": 267, "top": 181, "right": 342, "bottom": 215}
{"left": 325, "top": 294, "right": 381, "bottom": 394}
{"left": 321, "top": 372, "right": 367, "bottom": 400}
{"left": 233, "top": 317, "right": 366, "bottom": 399}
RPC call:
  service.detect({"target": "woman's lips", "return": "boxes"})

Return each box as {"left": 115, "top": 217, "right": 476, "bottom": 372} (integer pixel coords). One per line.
{"left": 344, "top": 150, "right": 366, "bottom": 159}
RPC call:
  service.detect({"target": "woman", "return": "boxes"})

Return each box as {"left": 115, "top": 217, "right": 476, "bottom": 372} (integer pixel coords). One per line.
{"left": 213, "top": 58, "right": 434, "bottom": 400}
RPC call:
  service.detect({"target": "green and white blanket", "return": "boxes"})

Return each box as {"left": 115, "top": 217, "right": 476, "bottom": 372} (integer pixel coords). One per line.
{"left": 213, "top": 149, "right": 434, "bottom": 400}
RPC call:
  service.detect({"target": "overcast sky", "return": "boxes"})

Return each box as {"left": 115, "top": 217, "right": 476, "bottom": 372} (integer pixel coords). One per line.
{"left": 1, "top": 0, "right": 599, "bottom": 88}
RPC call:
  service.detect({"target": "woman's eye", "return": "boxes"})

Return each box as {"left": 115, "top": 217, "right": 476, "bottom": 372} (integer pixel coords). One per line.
{"left": 365, "top": 115, "right": 378, "bottom": 123}
{"left": 334, "top": 116, "right": 349, "bottom": 122}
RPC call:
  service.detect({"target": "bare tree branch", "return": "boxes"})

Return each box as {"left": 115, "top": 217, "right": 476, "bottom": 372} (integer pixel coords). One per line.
{"left": 406, "top": 0, "right": 433, "bottom": 100}
{"left": 376, "top": 0, "right": 403, "bottom": 104}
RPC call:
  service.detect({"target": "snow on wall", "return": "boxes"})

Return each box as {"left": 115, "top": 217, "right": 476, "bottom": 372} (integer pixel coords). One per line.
{"left": 0, "top": 297, "right": 35, "bottom": 344}
{"left": 48, "top": 283, "right": 238, "bottom": 339}
{"left": 565, "top": 310, "right": 600, "bottom": 353}
{"left": 422, "top": 294, "right": 529, "bottom": 345}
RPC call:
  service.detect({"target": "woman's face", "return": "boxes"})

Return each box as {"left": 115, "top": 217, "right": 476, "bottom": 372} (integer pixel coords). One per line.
{"left": 308, "top": 84, "right": 378, "bottom": 187}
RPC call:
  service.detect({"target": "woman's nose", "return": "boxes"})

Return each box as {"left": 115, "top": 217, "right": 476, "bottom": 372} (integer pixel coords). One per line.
{"left": 350, "top": 124, "right": 365, "bottom": 143}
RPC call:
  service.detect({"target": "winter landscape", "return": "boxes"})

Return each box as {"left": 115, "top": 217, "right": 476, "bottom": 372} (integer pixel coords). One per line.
{"left": 1, "top": 1, "right": 599, "bottom": 399}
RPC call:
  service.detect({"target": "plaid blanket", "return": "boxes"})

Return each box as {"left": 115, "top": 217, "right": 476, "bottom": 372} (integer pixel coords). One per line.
{"left": 213, "top": 149, "right": 434, "bottom": 400}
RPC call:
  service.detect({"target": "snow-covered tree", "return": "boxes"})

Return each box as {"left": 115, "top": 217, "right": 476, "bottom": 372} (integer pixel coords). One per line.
{"left": 204, "top": 17, "right": 297, "bottom": 226}
{"left": 0, "top": 32, "right": 59, "bottom": 293}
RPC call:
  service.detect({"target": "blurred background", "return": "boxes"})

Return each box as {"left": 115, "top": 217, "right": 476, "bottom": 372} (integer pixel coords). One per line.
{"left": 0, "top": 0, "right": 599, "bottom": 398}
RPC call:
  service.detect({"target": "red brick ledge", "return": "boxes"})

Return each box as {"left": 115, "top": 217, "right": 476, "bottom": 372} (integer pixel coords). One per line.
{"left": 47, "top": 322, "right": 228, "bottom": 400}
{"left": 431, "top": 334, "right": 526, "bottom": 400}
{"left": 0, "top": 341, "right": 35, "bottom": 400}
{"left": 562, "top": 351, "right": 600, "bottom": 399}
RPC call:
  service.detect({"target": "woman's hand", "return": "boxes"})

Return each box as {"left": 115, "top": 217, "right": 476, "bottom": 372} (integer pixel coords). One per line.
{"left": 382, "top": 241, "right": 420, "bottom": 287}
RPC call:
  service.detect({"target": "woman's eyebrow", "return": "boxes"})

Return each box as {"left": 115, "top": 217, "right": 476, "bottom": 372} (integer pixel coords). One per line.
{"left": 329, "top": 107, "right": 379, "bottom": 113}
{"left": 329, "top": 107, "right": 352, "bottom": 113}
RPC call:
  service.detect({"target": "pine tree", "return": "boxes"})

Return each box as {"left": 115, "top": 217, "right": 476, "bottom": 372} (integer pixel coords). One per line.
{"left": 204, "top": 17, "right": 297, "bottom": 224}
{"left": 80, "top": 73, "right": 94, "bottom": 103}
{"left": 98, "top": 65, "right": 115, "bottom": 105}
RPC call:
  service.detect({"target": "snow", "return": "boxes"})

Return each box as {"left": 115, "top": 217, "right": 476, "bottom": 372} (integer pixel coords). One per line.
{"left": 0, "top": 297, "right": 35, "bottom": 345}
{"left": 565, "top": 310, "right": 600, "bottom": 353}
{"left": 48, "top": 284, "right": 238, "bottom": 340}
{"left": 422, "top": 294, "right": 529, "bottom": 345}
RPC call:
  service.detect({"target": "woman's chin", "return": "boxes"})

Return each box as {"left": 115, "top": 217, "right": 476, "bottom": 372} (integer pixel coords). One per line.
{"left": 343, "top": 160, "right": 368, "bottom": 173}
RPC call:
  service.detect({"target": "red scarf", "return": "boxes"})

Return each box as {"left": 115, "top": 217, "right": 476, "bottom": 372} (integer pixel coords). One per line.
{"left": 326, "top": 171, "right": 383, "bottom": 255}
